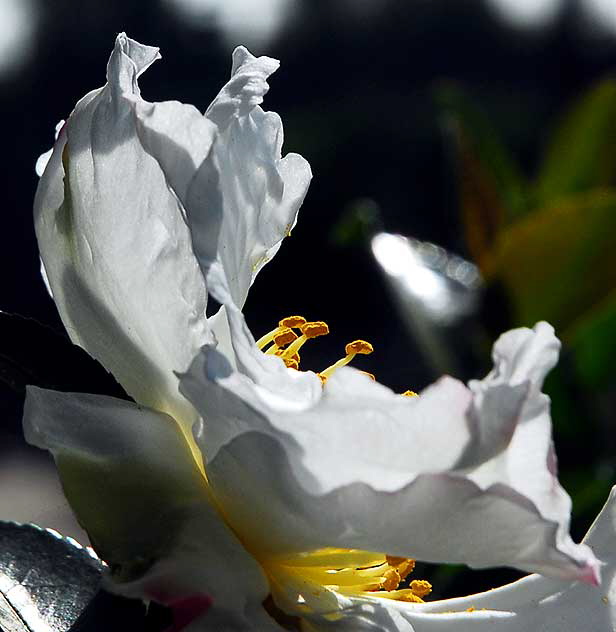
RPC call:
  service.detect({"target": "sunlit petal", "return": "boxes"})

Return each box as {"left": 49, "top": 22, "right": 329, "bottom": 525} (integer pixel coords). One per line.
{"left": 34, "top": 34, "right": 211, "bottom": 432}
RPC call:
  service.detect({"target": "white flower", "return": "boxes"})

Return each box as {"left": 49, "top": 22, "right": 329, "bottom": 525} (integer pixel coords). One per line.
{"left": 23, "top": 34, "right": 613, "bottom": 630}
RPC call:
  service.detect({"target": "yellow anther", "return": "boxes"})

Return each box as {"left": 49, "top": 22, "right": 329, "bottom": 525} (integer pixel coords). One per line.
{"left": 410, "top": 580, "right": 432, "bottom": 598}
{"left": 345, "top": 340, "right": 373, "bottom": 355}
{"left": 403, "top": 390, "right": 418, "bottom": 397}
{"left": 285, "top": 358, "right": 299, "bottom": 370}
{"left": 301, "top": 321, "right": 330, "bottom": 338}
{"left": 273, "top": 328, "right": 298, "bottom": 347}
{"left": 267, "top": 548, "right": 433, "bottom": 608}
{"left": 379, "top": 590, "right": 425, "bottom": 603}
{"left": 385, "top": 555, "right": 407, "bottom": 566}
{"left": 279, "top": 315, "right": 307, "bottom": 329}
{"left": 381, "top": 568, "right": 401, "bottom": 592}
{"left": 256, "top": 317, "right": 307, "bottom": 350}
{"left": 319, "top": 339, "right": 374, "bottom": 379}
{"left": 281, "top": 321, "right": 330, "bottom": 359}
{"left": 386, "top": 556, "right": 416, "bottom": 582}
{"left": 397, "top": 559, "right": 416, "bottom": 581}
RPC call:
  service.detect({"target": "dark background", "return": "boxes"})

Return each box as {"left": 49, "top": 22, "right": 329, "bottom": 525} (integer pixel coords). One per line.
{"left": 1, "top": 0, "right": 615, "bottom": 608}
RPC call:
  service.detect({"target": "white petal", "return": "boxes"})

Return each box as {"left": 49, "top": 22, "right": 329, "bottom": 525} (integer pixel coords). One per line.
{"left": 22, "top": 385, "right": 269, "bottom": 617}
{"left": 132, "top": 98, "right": 218, "bottom": 203}
{"left": 205, "top": 430, "right": 597, "bottom": 581}
{"left": 179, "top": 316, "right": 598, "bottom": 581}
{"left": 35, "top": 120, "right": 65, "bottom": 176}
{"left": 185, "top": 605, "right": 284, "bottom": 631}
{"left": 190, "top": 46, "right": 312, "bottom": 307}
{"left": 34, "top": 34, "right": 211, "bottom": 431}
{"left": 463, "top": 322, "right": 592, "bottom": 579}
{"left": 301, "top": 487, "right": 616, "bottom": 631}
{"left": 35, "top": 147, "right": 53, "bottom": 177}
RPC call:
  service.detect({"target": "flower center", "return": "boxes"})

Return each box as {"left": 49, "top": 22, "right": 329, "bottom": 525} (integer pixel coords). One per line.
{"left": 256, "top": 317, "right": 430, "bottom": 614}
{"left": 255, "top": 315, "right": 429, "bottom": 618}
{"left": 256, "top": 315, "right": 374, "bottom": 380}
{"left": 264, "top": 548, "right": 432, "bottom": 612}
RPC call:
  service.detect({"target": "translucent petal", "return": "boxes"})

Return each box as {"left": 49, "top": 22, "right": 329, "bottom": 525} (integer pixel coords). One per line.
{"left": 180, "top": 316, "right": 599, "bottom": 583}
{"left": 22, "top": 385, "right": 269, "bottom": 617}
{"left": 191, "top": 46, "right": 312, "bottom": 307}
{"left": 34, "top": 34, "right": 212, "bottom": 432}
{"left": 298, "top": 487, "right": 616, "bottom": 631}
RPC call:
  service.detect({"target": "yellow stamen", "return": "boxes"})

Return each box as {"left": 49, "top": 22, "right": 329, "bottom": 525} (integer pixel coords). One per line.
{"left": 274, "top": 327, "right": 298, "bottom": 347}
{"left": 358, "top": 589, "right": 425, "bottom": 603}
{"left": 410, "top": 579, "right": 432, "bottom": 598}
{"left": 319, "top": 339, "right": 374, "bottom": 379}
{"left": 278, "top": 548, "right": 385, "bottom": 569}
{"left": 264, "top": 328, "right": 299, "bottom": 355}
{"left": 255, "top": 316, "right": 307, "bottom": 349}
{"left": 360, "top": 371, "right": 376, "bottom": 381}
{"left": 276, "top": 350, "right": 301, "bottom": 369}
{"left": 403, "top": 390, "right": 418, "bottom": 397}
{"left": 386, "top": 556, "right": 416, "bottom": 581}
{"left": 256, "top": 328, "right": 281, "bottom": 350}
{"left": 279, "top": 315, "right": 307, "bottom": 329}
{"left": 265, "top": 549, "right": 432, "bottom": 607}
{"left": 281, "top": 321, "right": 329, "bottom": 358}
{"left": 381, "top": 568, "right": 401, "bottom": 591}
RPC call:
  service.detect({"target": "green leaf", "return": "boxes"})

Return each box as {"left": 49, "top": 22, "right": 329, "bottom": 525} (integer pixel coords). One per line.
{"left": 537, "top": 79, "right": 616, "bottom": 203}
{"left": 331, "top": 198, "right": 381, "bottom": 247}
{"left": 567, "top": 287, "right": 616, "bottom": 389}
{"left": 493, "top": 189, "right": 616, "bottom": 328}
{"left": 436, "top": 84, "right": 528, "bottom": 274}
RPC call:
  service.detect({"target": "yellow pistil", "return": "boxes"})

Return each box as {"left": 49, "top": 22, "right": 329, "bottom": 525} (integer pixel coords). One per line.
{"left": 319, "top": 340, "right": 374, "bottom": 380}
{"left": 281, "top": 321, "right": 330, "bottom": 359}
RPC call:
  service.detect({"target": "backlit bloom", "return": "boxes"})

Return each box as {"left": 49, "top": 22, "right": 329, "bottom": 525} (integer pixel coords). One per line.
{"left": 24, "top": 34, "right": 614, "bottom": 630}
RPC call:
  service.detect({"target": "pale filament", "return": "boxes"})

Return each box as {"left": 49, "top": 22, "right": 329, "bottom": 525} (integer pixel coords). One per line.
{"left": 255, "top": 315, "right": 307, "bottom": 349}
{"left": 319, "top": 340, "right": 374, "bottom": 379}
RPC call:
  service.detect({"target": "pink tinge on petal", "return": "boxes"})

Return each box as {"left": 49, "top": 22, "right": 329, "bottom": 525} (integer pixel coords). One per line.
{"left": 163, "top": 594, "right": 213, "bottom": 632}
{"left": 579, "top": 558, "right": 602, "bottom": 587}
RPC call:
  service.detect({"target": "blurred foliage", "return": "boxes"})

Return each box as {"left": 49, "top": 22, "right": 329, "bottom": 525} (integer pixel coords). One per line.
{"left": 330, "top": 198, "right": 382, "bottom": 247}
{"left": 441, "top": 80, "right": 616, "bottom": 392}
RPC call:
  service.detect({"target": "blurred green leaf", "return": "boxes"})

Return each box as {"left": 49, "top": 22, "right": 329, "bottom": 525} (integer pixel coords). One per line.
{"left": 567, "top": 287, "right": 616, "bottom": 389}
{"left": 436, "top": 85, "right": 529, "bottom": 275}
{"left": 493, "top": 189, "right": 616, "bottom": 328}
{"left": 331, "top": 198, "right": 381, "bottom": 247}
{"left": 562, "top": 467, "right": 614, "bottom": 526}
{"left": 437, "top": 84, "right": 528, "bottom": 234}
{"left": 537, "top": 79, "right": 616, "bottom": 204}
